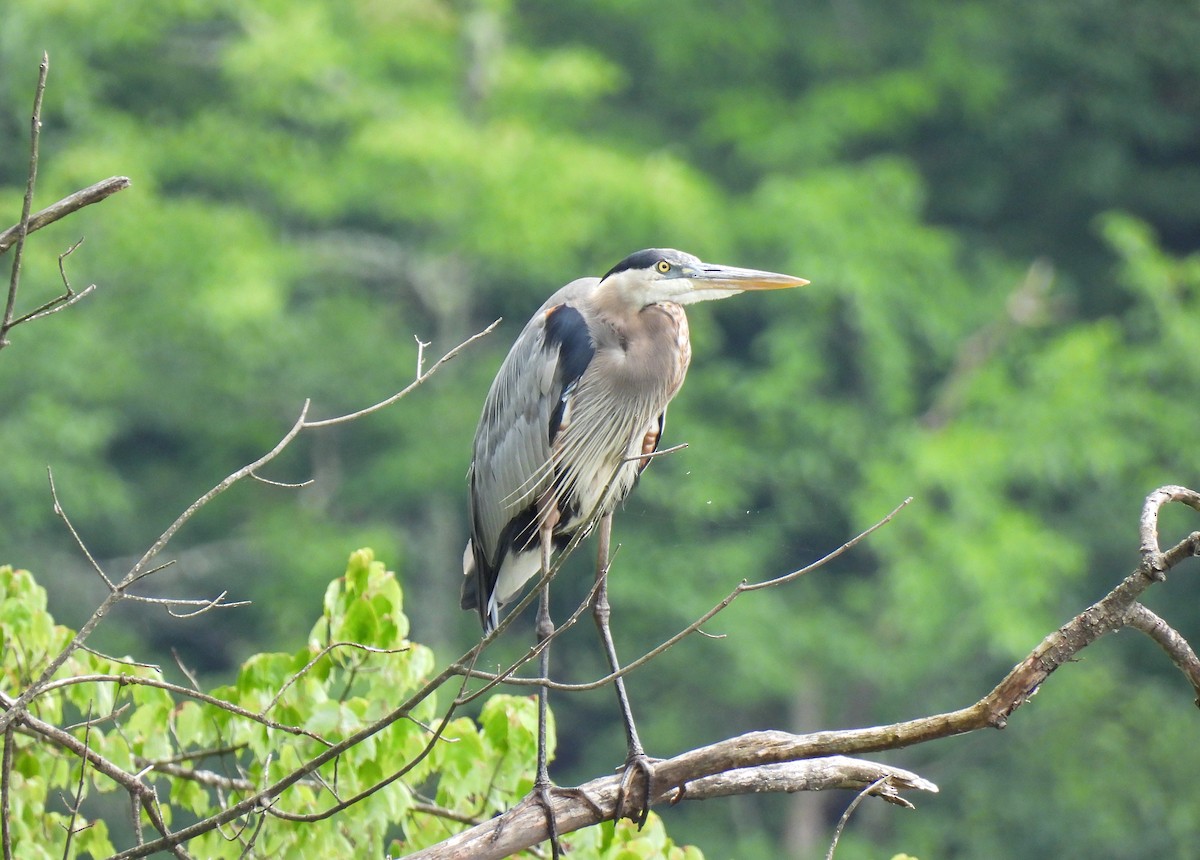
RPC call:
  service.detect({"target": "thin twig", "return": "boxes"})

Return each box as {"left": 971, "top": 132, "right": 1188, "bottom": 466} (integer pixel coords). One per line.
{"left": 248, "top": 471, "right": 314, "bottom": 489}
{"left": 64, "top": 703, "right": 130, "bottom": 731}
{"left": 415, "top": 334, "right": 431, "bottom": 377}
{"left": 234, "top": 806, "right": 269, "bottom": 860}
{"left": 825, "top": 776, "right": 889, "bottom": 860}
{"left": 48, "top": 467, "right": 115, "bottom": 590}
{"left": 462, "top": 497, "right": 914, "bottom": 694}
{"left": 168, "top": 592, "right": 251, "bottom": 618}
{"left": 1, "top": 52, "right": 48, "bottom": 349}
{"left": 409, "top": 800, "right": 488, "bottom": 826}
{"left": 143, "top": 743, "right": 248, "bottom": 769}
{"left": 1, "top": 726, "right": 13, "bottom": 860}
{"left": 0, "top": 402, "right": 313, "bottom": 734}
{"left": 263, "top": 641, "right": 410, "bottom": 715}
{"left": 8, "top": 239, "right": 96, "bottom": 327}
{"left": 303, "top": 320, "right": 500, "bottom": 429}
{"left": 61, "top": 705, "right": 95, "bottom": 860}
{"left": 30, "top": 675, "right": 332, "bottom": 745}
{"left": 120, "top": 591, "right": 251, "bottom": 617}
{"left": 78, "top": 645, "right": 161, "bottom": 672}
{"left": 172, "top": 650, "right": 203, "bottom": 693}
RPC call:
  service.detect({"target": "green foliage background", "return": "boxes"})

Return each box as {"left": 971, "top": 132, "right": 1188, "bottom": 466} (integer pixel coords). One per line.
{"left": 2, "top": 0, "right": 1200, "bottom": 856}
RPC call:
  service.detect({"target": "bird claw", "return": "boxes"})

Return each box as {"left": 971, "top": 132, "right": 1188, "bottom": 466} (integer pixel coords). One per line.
{"left": 502, "top": 781, "right": 602, "bottom": 859}
{"left": 614, "top": 753, "right": 657, "bottom": 829}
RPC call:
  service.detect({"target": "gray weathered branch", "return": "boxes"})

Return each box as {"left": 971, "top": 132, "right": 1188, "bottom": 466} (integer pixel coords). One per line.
{"left": 0, "top": 176, "right": 131, "bottom": 256}
{"left": 404, "top": 755, "right": 937, "bottom": 860}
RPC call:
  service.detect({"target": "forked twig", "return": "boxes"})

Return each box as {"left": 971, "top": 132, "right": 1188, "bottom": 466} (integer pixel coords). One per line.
{"left": 303, "top": 320, "right": 500, "bottom": 429}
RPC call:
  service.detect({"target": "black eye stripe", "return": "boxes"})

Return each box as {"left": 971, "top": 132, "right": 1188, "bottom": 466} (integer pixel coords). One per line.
{"left": 602, "top": 248, "right": 675, "bottom": 280}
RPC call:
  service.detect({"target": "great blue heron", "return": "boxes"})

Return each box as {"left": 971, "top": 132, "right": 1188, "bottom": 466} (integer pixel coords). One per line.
{"left": 462, "top": 248, "right": 806, "bottom": 845}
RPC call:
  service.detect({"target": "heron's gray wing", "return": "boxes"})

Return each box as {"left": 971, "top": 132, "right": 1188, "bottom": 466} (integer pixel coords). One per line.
{"left": 463, "top": 278, "right": 600, "bottom": 621}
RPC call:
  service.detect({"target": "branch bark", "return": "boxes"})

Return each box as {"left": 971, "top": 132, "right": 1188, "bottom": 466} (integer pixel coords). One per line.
{"left": 404, "top": 755, "right": 937, "bottom": 860}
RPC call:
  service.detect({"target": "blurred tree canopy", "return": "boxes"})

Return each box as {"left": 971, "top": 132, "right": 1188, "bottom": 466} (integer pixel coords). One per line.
{"left": 2, "top": 0, "right": 1199, "bottom": 857}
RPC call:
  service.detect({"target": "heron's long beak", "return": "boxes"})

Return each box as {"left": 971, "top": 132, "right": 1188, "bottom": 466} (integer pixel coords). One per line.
{"left": 690, "top": 262, "right": 809, "bottom": 291}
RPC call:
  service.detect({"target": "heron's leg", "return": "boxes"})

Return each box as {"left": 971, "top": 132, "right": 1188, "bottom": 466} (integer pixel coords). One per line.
{"left": 535, "top": 520, "right": 555, "bottom": 789}
{"left": 593, "top": 513, "right": 654, "bottom": 828}
{"left": 532, "top": 516, "right": 568, "bottom": 859}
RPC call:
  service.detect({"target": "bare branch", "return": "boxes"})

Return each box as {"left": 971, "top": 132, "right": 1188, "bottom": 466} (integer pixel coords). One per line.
{"left": 5, "top": 238, "right": 98, "bottom": 329}
{"left": 64, "top": 703, "right": 130, "bottom": 732}
{"left": 1124, "top": 602, "right": 1200, "bottom": 704}
{"left": 263, "top": 641, "right": 410, "bottom": 716}
{"left": 0, "top": 177, "right": 132, "bottom": 255}
{"left": 248, "top": 471, "right": 314, "bottom": 489}
{"left": 31, "top": 674, "right": 332, "bottom": 745}
{"left": 303, "top": 319, "right": 501, "bottom": 429}
{"left": 402, "top": 754, "right": 936, "bottom": 860}
{"left": 61, "top": 706, "right": 94, "bottom": 860}
{"left": 466, "top": 496, "right": 914, "bottom": 695}
{"left": 78, "top": 645, "right": 160, "bottom": 673}
{"left": 409, "top": 799, "right": 488, "bottom": 827}
{"left": 48, "top": 466, "right": 115, "bottom": 590}
{"left": 1138, "top": 485, "right": 1200, "bottom": 576}
{"left": 1, "top": 726, "right": 13, "bottom": 860}
{"left": 172, "top": 650, "right": 203, "bottom": 693}
{"left": 1, "top": 321, "right": 496, "bottom": 749}
{"left": 415, "top": 334, "right": 431, "bottom": 376}
{"left": 1, "top": 53, "right": 48, "bottom": 349}
{"left": 164, "top": 592, "right": 251, "bottom": 618}
{"left": 681, "top": 758, "right": 936, "bottom": 809}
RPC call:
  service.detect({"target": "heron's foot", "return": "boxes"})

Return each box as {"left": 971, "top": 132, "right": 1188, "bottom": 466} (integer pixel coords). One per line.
{"left": 504, "top": 781, "right": 602, "bottom": 859}
{"left": 614, "top": 752, "right": 658, "bottom": 829}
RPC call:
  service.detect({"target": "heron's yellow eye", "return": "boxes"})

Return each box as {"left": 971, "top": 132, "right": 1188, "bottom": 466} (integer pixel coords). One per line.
{"left": 656, "top": 260, "right": 671, "bottom": 273}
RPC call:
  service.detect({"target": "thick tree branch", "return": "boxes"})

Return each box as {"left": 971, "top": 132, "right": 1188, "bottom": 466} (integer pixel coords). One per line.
{"left": 404, "top": 754, "right": 937, "bottom": 860}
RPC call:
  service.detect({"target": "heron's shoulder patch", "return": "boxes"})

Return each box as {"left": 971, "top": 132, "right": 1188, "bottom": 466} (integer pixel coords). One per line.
{"left": 543, "top": 303, "right": 594, "bottom": 387}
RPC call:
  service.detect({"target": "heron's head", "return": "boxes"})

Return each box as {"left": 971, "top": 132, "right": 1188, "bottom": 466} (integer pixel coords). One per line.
{"left": 599, "top": 248, "right": 808, "bottom": 308}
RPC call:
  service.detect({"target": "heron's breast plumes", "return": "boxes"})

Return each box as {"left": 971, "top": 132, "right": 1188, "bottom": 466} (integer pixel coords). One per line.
{"left": 546, "top": 300, "right": 691, "bottom": 531}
